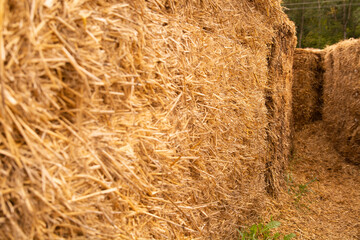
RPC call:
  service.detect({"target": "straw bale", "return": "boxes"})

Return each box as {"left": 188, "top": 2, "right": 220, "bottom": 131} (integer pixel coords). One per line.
{"left": 323, "top": 39, "right": 360, "bottom": 164}
{"left": 0, "top": 0, "right": 295, "bottom": 239}
{"left": 264, "top": 22, "right": 296, "bottom": 197}
{"left": 292, "top": 48, "right": 324, "bottom": 131}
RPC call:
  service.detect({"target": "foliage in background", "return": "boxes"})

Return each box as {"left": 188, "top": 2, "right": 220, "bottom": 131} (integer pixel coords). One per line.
{"left": 237, "top": 221, "right": 296, "bottom": 240}
{"left": 283, "top": 0, "right": 360, "bottom": 48}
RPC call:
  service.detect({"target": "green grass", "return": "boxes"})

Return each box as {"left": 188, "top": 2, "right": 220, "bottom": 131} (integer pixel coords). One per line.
{"left": 237, "top": 220, "right": 296, "bottom": 240}
{"left": 286, "top": 152, "right": 318, "bottom": 204}
{"left": 285, "top": 172, "right": 318, "bottom": 204}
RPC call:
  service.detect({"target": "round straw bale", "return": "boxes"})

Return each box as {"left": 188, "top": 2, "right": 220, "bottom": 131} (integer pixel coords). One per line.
{"left": 323, "top": 39, "right": 360, "bottom": 164}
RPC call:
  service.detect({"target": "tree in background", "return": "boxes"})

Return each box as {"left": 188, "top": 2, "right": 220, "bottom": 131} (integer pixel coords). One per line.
{"left": 283, "top": 0, "right": 360, "bottom": 48}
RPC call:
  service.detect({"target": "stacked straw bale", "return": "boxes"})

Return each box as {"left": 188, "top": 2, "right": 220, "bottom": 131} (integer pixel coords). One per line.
{"left": 0, "top": 0, "right": 295, "bottom": 239}
{"left": 292, "top": 48, "right": 324, "bottom": 130}
{"left": 323, "top": 39, "right": 360, "bottom": 164}
{"left": 263, "top": 23, "right": 297, "bottom": 197}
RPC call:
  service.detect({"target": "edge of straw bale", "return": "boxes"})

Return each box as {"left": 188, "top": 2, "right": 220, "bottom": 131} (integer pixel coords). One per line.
{"left": 323, "top": 38, "right": 360, "bottom": 164}
{"left": 264, "top": 21, "right": 297, "bottom": 197}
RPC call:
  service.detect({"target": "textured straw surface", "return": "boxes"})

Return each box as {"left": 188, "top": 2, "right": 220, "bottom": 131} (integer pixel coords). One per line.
{"left": 323, "top": 39, "right": 360, "bottom": 164}
{"left": 264, "top": 21, "right": 296, "bottom": 197}
{"left": 292, "top": 48, "right": 324, "bottom": 131}
{"left": 0, "top": 0, "right": 295, "bottom": 239}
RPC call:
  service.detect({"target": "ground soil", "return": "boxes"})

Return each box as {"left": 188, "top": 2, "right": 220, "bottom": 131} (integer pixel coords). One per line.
{"left": 269, "top": 121, "right": 360, "bottom": 240}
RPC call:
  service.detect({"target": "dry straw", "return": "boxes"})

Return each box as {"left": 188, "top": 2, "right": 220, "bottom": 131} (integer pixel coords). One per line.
{"left": 264, "top": 21, "right": 296, "bottom": 197}
{"left": 269, "top": 122, "right": 360, "bottom": 239}
{"left": 323, "top": 39, "right": 360, "bottom": 164}
{"left": 0, "top": 0, "right": 295, "bottom": 239}
{"left": 292, "top": 48, "right": 324, "bottom": 131}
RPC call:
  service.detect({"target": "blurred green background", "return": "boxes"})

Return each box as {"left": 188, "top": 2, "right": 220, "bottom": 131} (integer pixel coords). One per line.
{"left": 282, "top": 0, "right": 360, "bottom": 48}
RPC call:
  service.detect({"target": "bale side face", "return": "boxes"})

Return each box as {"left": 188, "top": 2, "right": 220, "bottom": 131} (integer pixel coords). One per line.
{"left": 323, "top": 39, "right": 360, "bottom": 164}
{"left": 0, "top": 0, "right": 296, "bottom": 239}
{"left": 264, "top": 22, "right": 297, "bottom": 197}
{"left": 292, "top": 48, "right": 324, "bottom": 131}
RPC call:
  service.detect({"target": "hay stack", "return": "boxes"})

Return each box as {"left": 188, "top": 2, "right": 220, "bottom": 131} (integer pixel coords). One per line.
{"left": 323, "top": 39, "right": 360, "bottom": 164}
{"left": 292, "top": 48, "right": 324, "bottom": 130}
{"left": 264, "top": 23, "right": 297, "bottom": 196}
{"left": 0, "top": 0, "right": 295, "bottom": 239}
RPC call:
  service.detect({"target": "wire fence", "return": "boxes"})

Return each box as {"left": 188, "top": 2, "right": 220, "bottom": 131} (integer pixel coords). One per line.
{"left": 283, "top": 2, "right": 360, "bottom": 11}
